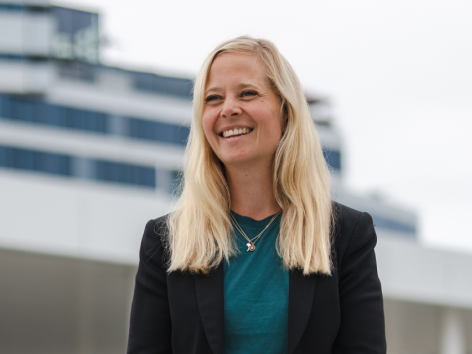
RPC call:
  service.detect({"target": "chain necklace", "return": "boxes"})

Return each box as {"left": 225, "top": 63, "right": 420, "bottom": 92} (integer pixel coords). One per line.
{"left": 230, "top": 210, "right": 282, "bottom": 252}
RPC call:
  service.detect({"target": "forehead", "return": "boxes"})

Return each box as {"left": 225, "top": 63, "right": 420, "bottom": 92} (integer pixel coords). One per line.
{"left": 206, "top": 53, "right": 269, "bottom": 88}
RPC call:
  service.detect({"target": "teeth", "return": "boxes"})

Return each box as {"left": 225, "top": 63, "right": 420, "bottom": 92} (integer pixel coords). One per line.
{"left": 222, "top": 128, "right": 251, "bottom": 138}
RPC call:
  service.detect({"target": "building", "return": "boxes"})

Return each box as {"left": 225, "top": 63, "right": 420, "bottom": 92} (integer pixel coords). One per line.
{"left": 0, "top": 2, "right": 471, "bottom": 353}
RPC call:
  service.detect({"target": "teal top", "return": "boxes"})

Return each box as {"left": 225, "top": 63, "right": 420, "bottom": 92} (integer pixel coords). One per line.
{"left": 223, "top": 211, "right": 288, "bottom": 354}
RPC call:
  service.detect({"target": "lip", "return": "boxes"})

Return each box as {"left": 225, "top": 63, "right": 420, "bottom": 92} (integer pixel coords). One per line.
{"left": 220, "top": 133, "right": 251, "bottom": 142}
{"left": 217, "top": 125, "right": 254, "bottom": 138}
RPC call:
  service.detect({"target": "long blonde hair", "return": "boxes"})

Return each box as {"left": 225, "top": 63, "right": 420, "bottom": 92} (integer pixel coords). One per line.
{"left": 167, "top": 36, "right": 333, "bottom": 275}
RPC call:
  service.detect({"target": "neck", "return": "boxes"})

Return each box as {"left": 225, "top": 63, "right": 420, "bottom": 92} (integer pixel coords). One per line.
{"left": 225, "top": 160, "right": 280, "bottom": 221}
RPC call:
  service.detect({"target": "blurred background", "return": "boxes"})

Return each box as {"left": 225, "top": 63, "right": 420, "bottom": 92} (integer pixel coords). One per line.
{"left": 0, "top": 0, "right": 471, "bottom": 353}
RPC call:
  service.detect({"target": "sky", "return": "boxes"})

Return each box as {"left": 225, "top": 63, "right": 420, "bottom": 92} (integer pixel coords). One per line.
{"left": 61, "top": 0, "right": 472, "bottom": 252}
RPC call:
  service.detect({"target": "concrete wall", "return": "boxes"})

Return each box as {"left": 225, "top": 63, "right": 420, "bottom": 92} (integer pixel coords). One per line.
{"left": 0, "top": 249, "right": 135, "bottom": 354}
{"left": 385, "top": 299, "right": 472, "bottom": 354}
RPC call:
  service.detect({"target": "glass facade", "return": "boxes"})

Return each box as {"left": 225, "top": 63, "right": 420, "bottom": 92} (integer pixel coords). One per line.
{"left": 0, "top": 145, "right": 71, "bottom": 177}
{"left": 94, "top": 159, "right": 155, "bottom": 188}
{"left": 0, "top": 94, "right": 190, "bottom": 146}
{"left": 0, "top": 54, "right": 49, "bottom": 62}
{"left": 0, "top": 94, "right": 108, "bottom": 133}
{"left": 0, "top": 144, "right": 170, "bottom": 189}
{"left": 0, "top": 4, "right": 23, "bottom": 12}
{"left": 128, "top": 117, "right": 189, "bottom": 145}
{"left": 0, "top": 4, "right": 49, "bottom": 12}
{"left": 0, "top": 94, "right": 341, "bottom": 167}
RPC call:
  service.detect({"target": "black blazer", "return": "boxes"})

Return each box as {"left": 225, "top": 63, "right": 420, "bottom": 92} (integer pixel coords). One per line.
{"left": 127, "top": 203, "right": 386, "bottom": 354}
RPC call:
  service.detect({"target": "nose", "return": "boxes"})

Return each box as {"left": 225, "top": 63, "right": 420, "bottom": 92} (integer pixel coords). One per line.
{"left": 221, "top": 97, "right": 242, "bottom": 118}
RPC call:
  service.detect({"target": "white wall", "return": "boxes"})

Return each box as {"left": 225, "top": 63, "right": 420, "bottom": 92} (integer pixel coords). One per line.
{"left": 376, "top": 232, "right": 472, "bottom": 310}
{"left": 0, "top": 170, "right": 174, "bottom": 265}
{"left": 0, "top": 62, "right": 52, "bottom": 93}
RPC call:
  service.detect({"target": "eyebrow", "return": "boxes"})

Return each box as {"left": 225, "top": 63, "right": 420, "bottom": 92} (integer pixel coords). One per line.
{"left": 205, "top": 82, "right": 261, "bottom": 94}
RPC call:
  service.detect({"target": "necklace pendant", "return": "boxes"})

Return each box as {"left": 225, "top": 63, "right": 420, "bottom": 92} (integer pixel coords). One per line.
{"left": 246, "top": 243, "right": 255, "bottom": 252}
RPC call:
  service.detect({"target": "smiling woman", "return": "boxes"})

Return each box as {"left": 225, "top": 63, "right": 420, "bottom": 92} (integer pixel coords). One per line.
{"left": 127, "top": 36, "right": 386, "bottom": 354}
{"left": 202, "top": 53, "right": 283, "bottom": 169}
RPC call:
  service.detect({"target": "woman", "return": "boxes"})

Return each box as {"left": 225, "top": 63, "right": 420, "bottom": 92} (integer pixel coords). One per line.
{"left": 127, "top": 36, "right": 386, "bottom": 354}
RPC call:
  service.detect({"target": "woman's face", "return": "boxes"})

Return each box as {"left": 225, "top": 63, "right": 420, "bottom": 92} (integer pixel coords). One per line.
{"left": 202, "top": 53, "right": 283, "bottom": 169}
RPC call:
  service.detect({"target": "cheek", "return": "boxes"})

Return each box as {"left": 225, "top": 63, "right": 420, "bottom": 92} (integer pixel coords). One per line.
{"left": 261, "top": 112, "right": 283, "bottom": 144}
{"left": 201, "top": 113, "right": 216, "bottom": 143}
{"left": 253, "top": 101, "right": 283, "bottom": 139}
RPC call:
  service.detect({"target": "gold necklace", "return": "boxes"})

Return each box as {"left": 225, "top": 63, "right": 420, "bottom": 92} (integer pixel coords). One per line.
{"left": 230, "top": 210, "right": 282, "bottom": 252}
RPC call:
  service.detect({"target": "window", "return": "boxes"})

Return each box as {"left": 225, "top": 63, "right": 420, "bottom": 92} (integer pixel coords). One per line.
{"left": 127, "top": 118, "right": 189, "bottom": 146}
{"left": 0, "top": 54, "right": 49, "bottom": 62}
{"left": 0, "top": 4, "right": 50, "bottom": 13}
{"left": 94, "top": 160, "right": 156, "bottom": 188}
{"left": 0, "top": 54, "right": 25, "bottom": 62}
{"left": 0, "top": 4, "right": 24, "bottom": 12}
{"left": 65, "top": 107, "right": 107, "bottom": 132}
{"left": 0, "top": 94, "right": 107, "bottom": 133}
{"left": 0, "top": 146, "right": 71, "bottom": 176}
{"left": 0, "top": 94, "right": 189, "bottom": 145}
{"left": 0, "top": 144, "right": 160, "bottom": 189}
{"left": 322, "top": 149, "right": 341, "bottom": 172}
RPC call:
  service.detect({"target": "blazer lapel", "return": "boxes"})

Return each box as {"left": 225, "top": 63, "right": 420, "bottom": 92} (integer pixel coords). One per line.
{"left": 194, "top": 263, "right": 224, "bottom": 354}
{"left": 288, "top": 270, "right": 318, "bottom": 354}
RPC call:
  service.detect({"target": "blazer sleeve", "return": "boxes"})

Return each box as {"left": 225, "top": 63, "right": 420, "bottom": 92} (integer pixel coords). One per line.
{"left": 127, "top": 218, "right": 172, "bottom": 354}
{"left": 333, "top": 212, "right": 387, "bottom": 354}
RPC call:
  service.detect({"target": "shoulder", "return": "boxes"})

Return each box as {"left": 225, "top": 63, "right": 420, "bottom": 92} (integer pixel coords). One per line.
{"left": 139, "top": 214, "right": 170, "bottom": 266}
{"left": 331, "top": 201, "right": 377, "bottom": 264}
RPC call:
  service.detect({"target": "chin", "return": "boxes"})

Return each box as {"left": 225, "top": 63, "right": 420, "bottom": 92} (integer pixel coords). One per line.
{"left": 221, "top": 154, "right": 258, "bottom": 167}
{"left": 216, "top": 149, "right": 248, "bottom": 163}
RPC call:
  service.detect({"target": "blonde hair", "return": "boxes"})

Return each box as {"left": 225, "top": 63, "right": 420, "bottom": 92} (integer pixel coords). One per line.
{"left": 167, "top": 36, "right": 333, "bottom": 275}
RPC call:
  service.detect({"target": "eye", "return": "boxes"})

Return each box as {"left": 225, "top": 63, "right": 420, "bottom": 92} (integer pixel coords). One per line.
{"left": 241, "top": 90, "right": 257, "bottom": 98}
{"left": 205, "top": 95, "right": 221, "bottom": 103}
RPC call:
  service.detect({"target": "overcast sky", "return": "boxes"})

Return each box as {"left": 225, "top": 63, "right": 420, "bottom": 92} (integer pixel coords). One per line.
{"left": 62, "top": 0, "right": 472, "bottom": 252}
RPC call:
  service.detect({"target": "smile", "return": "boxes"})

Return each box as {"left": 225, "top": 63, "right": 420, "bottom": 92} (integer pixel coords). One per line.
{"left": 221, "top": 128, "right": 253, "bottom": 138}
